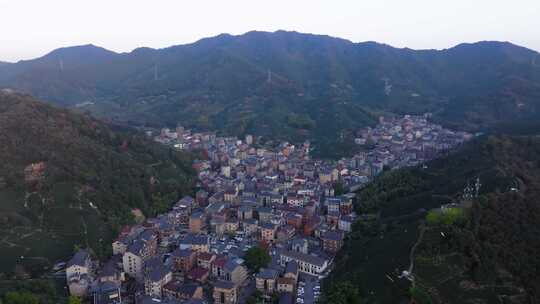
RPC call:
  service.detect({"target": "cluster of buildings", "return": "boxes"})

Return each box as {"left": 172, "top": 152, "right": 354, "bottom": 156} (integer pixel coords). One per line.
{"left": 65, "top": 115, "right": 469, "bottom": 304}
{"left": 353, "top": 114, "right": 472, "bottom": 171}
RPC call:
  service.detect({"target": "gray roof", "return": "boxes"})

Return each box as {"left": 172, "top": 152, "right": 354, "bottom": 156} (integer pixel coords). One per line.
{"left": 281, "top": 250, "right": 327, "bottom": 267}
{"left": 171, "top": 248, "right": 193, "bottom": 258}
{"left": 285, "top": 261, "right": 298, "bottom": 274}
{"left": 91, "top": 281, "right": 121, "bottom": 304}
{"left": 223, "top": 259, "right": 241, "bottom": 272}
{"left": 98, "top": 259, "right": 118, "bottom": 278}
{"left": 137, "top": 296, "right": 182, "bottom": 304}
{"left": 127, "top": 241, "right": 145, "bottom": 255}
{"left": 178, "top": 196, "right": 195, "bottom": 205}
{"left": 257, "top": 207, "right": 272, "bottom": 214}
{"left": 144, "top": 256, "right": 163, "bottom": 271}
{"left": 214, "top": 280, "right": 235, "bottom": 289}
{"left": 260, "top": 222, "right": 277, "bottom": 230}
{"left": 67, "top": 250, "right": 90, "bottom": 268}
{"left": 139, "top": 229, "right": 157, "bottom": 242}
{"left": 323, "top": 230, "right": 344, "bottom": 241}
{"left": 181, "top": 233, "right": 208, "bottom": 246}
{"left": 256, "top": 268, "right": 279, "bottom": 280}
{"left": 147, "top": 265, "right": 171, "bottom": 282}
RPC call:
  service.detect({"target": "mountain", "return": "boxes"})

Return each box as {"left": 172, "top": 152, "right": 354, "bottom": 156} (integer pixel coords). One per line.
{"left": 1, "top": 31, "right": 540, "bottom": 153}
{"left": 0, "top": 91, "right": 195, "bottom": 276}
{"left": 323, "top": 135, "right": 540, "bottom": 303}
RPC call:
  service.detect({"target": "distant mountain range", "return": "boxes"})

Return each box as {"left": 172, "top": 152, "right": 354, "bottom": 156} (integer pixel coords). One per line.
{"left": 1, "top": 30, "right": 540, "bottom": 148}
{"left": 0, "top": 92, "right": 195, "bottom": 275}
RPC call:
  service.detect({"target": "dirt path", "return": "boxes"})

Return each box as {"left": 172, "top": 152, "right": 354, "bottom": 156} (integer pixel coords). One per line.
{"left": 408, "top": 225, "right": 426, "bottom": 283}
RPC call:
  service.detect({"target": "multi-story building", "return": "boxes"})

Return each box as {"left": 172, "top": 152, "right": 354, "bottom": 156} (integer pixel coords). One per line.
{"left": 321, "top": 230, "right": 344, "bottom": 254}
{"left": 255, "top": 268, "right": 279, "bottom": 295}
{"left": 189, "top": 212, "right": 205, "bottom": 233}
{"left": 144, "top": 265, "right": 173, "bottom": 298}
{"left": 260, "top": 223, "right": 277, "bottom": 243}
{"left": 279, "top": 250, "right": 328, "bottom": 276}
{"left": 213, "top": 281, "right": 237, "bottom": 304}
{"left": 66, "top": 250, "right": 93, "bottom": 297}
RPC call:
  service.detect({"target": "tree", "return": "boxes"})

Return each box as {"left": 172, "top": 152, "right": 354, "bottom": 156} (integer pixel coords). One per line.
{"left": 3, "top": 292, "right": 39, "bottom": 304}
{"left": 334, "top": 182, "right": 345, "bottom": 196}
{"left": 409, "top": 286, "right": 433, "bottom": 304}
{"left": 244, "top": 246, "right": 271, "bottom": 272}
{"left": 320, "top": 281, "right": 361, "bottom": 304}
{"left": 68, "top": 296, "right": 82, "bottom": 304}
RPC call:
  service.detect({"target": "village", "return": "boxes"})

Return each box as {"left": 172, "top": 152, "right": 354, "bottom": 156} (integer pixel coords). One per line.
{"left": 63, "top": 114, "right": 471, "bottom": 304}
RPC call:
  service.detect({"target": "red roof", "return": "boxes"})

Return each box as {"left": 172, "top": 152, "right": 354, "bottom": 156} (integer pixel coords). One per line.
{"left": 187, "top": 267, "right": 209, "bottom": 280}
{"left": 197, "top": 252, "right": 215, "bottom": 262}
{"left": 212, "top": 255, "right": 228, "bottom": 268}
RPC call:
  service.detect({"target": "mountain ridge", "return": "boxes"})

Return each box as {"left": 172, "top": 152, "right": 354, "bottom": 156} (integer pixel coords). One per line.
{"left": 6, "top": 31, "right": 540, "bottom": 61}
{"left": 1, "top": 30, "right": 540, "bottom": 157}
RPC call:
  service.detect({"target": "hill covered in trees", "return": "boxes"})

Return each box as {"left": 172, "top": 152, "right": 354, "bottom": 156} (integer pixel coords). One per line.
{"left": 1, "top": 31, "right": 540, "bottom": 155}
{"left": 323, "top": 135, "right": 540, "bottom": 304}
{"left": 0, "top": 92, "right": 196, "bottom": 276}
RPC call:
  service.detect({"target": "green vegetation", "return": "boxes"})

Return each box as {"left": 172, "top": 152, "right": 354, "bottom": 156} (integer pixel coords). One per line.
{"left": 286, "top": 113, "right": 316, "bottom": 130}
{"left": 67, "top": 296, "right": 81, "bottom": 304}
{"left": 409, "top": 286, "right": 432, "bottom": 304}
{"left": 0, "top": 92, "right": 196, "bottom": 275}
{"left": 2, "top": 32, "right": 540, "bottom": 158}
{"left": 333, "top": 181, "right": 345, "bottom": 196}
{"left": 0, "top": 280, "right": 60, "bottom": 304}
{"left": 3, "top": 292, "right": 38, "bottom": 304}
{"left": 324, "top": 135, "right": 540, "bottom": 303}
{"left": 244, "top": 246, "right": 271, "bottom": 273}
{"left": 425, "top": 208, "right": 466, "bottom": 226}
{"left": 319, "top": 282, "right": 362, "bottom": 304}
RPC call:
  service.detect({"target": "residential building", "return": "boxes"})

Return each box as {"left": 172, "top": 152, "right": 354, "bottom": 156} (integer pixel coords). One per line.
{"left": 213, "top": 281, "right": 237, "bottom": 304}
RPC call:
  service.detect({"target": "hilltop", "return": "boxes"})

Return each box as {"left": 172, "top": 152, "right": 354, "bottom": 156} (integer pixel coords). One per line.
{"left": 324, "top": 135, "right": 540, "bottom": 303}
{"left": 0, "top": 92, "right": 196, "bottom": 275}
{"left": 1, "top": 31, "right": 540, "bottom": 156}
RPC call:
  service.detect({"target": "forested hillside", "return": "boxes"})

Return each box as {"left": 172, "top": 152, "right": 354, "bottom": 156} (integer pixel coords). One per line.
{"left": 323, "top": 135, "right": 540, "bottom": 304}
{"left": 1, "top": 31, "right": 540, "bottom": 155}
{"left": 0, "top": 92, "right": 196, "bottom": 276}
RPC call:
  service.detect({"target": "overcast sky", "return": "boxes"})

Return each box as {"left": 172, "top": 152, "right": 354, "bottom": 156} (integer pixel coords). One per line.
{"left": 1, "top": 0, "right": 539, "bottom": 62}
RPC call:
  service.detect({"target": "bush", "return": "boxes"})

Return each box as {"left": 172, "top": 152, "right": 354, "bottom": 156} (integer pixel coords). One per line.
{"left": 426, "top": 208, "right": 465, "bottom": 226}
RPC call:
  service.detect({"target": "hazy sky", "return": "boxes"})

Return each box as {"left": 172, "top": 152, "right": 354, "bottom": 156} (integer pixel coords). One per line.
{"left": 1, "top": 0, "right": 539, "bottom": 62}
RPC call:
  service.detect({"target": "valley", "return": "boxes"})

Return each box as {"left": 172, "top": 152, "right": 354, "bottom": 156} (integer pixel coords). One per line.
{"left": 1, "top": 30, "right": 540, "bottom": 304}
{"left": 1, "top": 31, "right": 540, "bottom": 159}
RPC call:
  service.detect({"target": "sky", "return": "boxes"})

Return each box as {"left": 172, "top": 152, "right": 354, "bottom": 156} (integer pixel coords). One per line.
{"left": 1, "top": 0, "right": 539, "bottom": 62}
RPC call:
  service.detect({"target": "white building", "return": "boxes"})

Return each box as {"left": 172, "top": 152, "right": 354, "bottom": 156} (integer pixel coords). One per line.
{"left": 66, "top": 250, "right": 93, "bottom": 297}
{"left": 279, "top": 250, "right": 328, "bottom": 276}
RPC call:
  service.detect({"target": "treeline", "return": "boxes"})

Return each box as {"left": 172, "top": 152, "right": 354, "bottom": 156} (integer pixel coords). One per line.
{"left": 0, "top": 92, "right": 196, "bottom": 274}
{"left": 322, "top": 135, "right": 540, "bottom": 303}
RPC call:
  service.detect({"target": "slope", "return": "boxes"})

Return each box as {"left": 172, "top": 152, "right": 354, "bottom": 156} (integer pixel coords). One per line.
{"left": 0, "top": 91, "right": 196, "bottom": 276}
{"left": 323, "top": 135, "right": 540, "bottom": 303}
{"left": 1, "top": 31, "right": 540, "bottom": 154}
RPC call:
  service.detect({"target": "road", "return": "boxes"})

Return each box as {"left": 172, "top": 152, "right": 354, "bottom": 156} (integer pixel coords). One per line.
{"left": 304, "top": 279, "right": 315, "bottom": 304}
